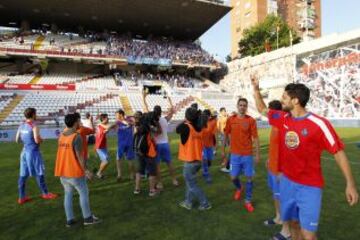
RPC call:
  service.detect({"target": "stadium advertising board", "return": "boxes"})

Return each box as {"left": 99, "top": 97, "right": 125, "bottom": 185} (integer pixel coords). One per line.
{"left": 0, "top": 83, "right": 76, "bottom": 91}
{"left": 295, "top": 43, "right": 360, "bottom": 119}
{"left": 127, "top": 56, "right": 172, "bottom": 66}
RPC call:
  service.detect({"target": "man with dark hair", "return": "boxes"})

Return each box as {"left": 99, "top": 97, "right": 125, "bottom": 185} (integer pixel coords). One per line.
{"left": 217, "top": 107, "right": 229, "bottom": 172}
{"left": 224, "top": 97, "right": 260, "bottom": 213}
{"left": 251, "top": 75, "right": 358, "bottom": 240}
{"left": 201, "top": 109, "right": 217, "bottom": 183}
{"left": 55, "top": 113, "right": 101, "bottom": 227}
{"left": 95, "top": 113, "right": 116, "bottom": 178}
{"left": 115, "top": 109, "right": 135, "bottom": 181}
{"left": 143, "top": 91, "right": 178, "bottom": 190}
{"left": 133, "top": 111, "right": 158, "bottom": 196}
{"left": 74, "top": 112, "right": 94, "bottom": 166}
{"left": 268, "top": 100, "right": 283, "bottom": 111}
{"left": 177, "top": 107, "right": 211, "bottom": 210}
{"left": 263, "top": 100, "right": 291, "bottom": 240}
{"left": 191, "top": 103, "right": 198, "bottom": 110}
{"left": 16, "top": 107, "right": 57, "bottom": 204}
{"left": 283, "top": 83, "right": 310, "bottom": 108}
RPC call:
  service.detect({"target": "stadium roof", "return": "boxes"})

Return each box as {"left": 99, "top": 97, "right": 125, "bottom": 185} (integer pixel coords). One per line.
{"left": 0, "top": 0, "right": 231, "bottom": 40}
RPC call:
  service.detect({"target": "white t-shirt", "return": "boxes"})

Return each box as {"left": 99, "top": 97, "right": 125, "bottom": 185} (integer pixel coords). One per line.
{"left": 155, "top": 117, "right": 169, "bottom": 144}
{"left": 82, "top": 119, "right": 92, "bottom": 129}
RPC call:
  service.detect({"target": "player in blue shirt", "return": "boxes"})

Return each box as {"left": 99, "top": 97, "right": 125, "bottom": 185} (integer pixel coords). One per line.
{"left": 16, "top": 107, "right": 57, "bottom": 204}
{"left": 115, "top": 109, "right": 136, "bottom": 181}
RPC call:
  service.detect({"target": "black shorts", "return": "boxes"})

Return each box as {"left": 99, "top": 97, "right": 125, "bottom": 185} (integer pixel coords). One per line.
{"left": 136, "top": 154, "right": 157, "bottom": 176}
{"left": 87, "top": 135, "right": 95, "bottom": 145}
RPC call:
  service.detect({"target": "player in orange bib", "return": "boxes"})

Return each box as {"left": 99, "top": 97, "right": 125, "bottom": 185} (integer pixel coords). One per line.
{"left": 133, "top": 111, "right": 159, "bottom": 197}
{"left": 177, "top": 107, "right": 211, "bottom": 210}
{"left": 55, "top": 113, "right": 100, "bottom": 227}
{"left": 73, "top": 112, "right": 95, "bottom": 165}
{"left": 201, "top": 109, "right": 217, "bottom": 183}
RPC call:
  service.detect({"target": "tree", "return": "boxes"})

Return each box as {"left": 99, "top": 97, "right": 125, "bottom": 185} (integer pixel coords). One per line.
{"left": 225, "top": 54, "right": 232, "bottom": 63}
{"left": 238, "top": 14, "right": 300, "bottom": 58}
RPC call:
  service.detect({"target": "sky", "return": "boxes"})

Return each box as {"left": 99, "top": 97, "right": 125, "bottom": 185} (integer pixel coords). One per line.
{"left": 200, "top": 0, "right": 360, "bottom": 62}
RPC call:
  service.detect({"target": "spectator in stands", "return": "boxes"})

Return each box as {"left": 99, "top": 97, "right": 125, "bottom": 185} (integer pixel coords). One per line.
{"left": 55, "top": 113, "right": 101, "bottom": 227}
{"left": 16, "top": 107, "right": 58, "bottom": 204}
{"left": 11, "top": 33, "right": 217, "bottom": 66}
{"left": 143, "top": 90, "right": 179, "bottom": 189}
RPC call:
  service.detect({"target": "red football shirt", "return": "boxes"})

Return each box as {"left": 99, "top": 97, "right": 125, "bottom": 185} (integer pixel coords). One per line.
{"left": 95, "top": 125, "right": 107, "bottom": 149}
{"left": 224, "top": 114, "right": 258, "bottom": 156}
{"left": 268, "top": 110, "right": 344, "bottom": 188}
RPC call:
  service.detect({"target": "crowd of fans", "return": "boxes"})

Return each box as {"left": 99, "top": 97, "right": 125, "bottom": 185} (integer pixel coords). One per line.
{"left": 1, "top": 31, "right": 217, "bottom": 66}
{"left": 103, "top": 36, "right": 216, "bottom": 65}
{"left": 116, "top": 71, "right": 197, "bottom": 88}
{"left": 297, "top": 64, "right": 360, "bottom": 118}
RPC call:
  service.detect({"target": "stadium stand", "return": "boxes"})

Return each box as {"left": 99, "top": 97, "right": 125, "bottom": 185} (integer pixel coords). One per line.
{"left": 0, "top": 4, "right": 359, "bottom": 131}
{"left": 224, "top": 28, "right": 360, "bottom": 120}
{"left": 0, "top": 33, "right": 218, "bottom": 66}
{"left": 0, "top": 92, "right": 119, "bottom": 126}
{"left": 4, "top": 74, "right": 35, "bottom": 84}
{"left": 0, "top": 92, "right": 15, "bottom": 112}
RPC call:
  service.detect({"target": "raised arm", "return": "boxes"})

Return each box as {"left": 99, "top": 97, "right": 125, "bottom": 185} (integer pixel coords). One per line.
{"left": 142, "top": 90, "right": 150, "bottom": 113}
{"left": 105, "top": 122, "right": 117, "bottom": 133}
{"left": 334, "top": 150, "right": 359, "bottom": 206}
{"left": 165, "top": 95, "right": 175, "bottom": 122}
{"left": 251, "top": 74, "right": 268, "bottom": 115}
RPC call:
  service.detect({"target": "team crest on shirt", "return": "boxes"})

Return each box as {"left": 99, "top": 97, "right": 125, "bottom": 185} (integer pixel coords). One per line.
{"left": 301, "top": 128, "right": 308, "bottom": 136}
{"left": 285, "top": 131, "right": 300, "bottom": 149}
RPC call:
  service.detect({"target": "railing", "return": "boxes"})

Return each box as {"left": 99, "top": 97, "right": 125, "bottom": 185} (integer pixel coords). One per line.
{"left": 0, "top": 47, "right": 127, "bottom": 61}
{"left": 0, "top": 46, "right": 219, "bottom": 68}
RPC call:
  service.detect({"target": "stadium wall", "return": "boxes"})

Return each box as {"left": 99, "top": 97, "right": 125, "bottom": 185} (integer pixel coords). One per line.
{"left": 224, "top": 28, "right": 360, "bottom": 121}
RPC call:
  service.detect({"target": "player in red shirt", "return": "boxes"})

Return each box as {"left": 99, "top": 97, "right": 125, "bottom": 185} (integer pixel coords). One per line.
{"left": 251, "top": 75, "right": 358, "bottom": 240}
{"left": 263, "top": 100, "right": 291, "bottom": 240}
{"left": 224, "top": 98, "right": 260, "bottom": 213}
{"left": 95, "top": 113, "right": 116, "bottom": 179}
{"left": 73, "top": 112, "right": 95, "bottom": 164}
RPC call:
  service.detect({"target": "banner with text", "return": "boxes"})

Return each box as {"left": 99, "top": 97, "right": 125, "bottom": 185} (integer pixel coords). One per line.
{"left": 0, "top": 83, "right": 75, "bottom": 91}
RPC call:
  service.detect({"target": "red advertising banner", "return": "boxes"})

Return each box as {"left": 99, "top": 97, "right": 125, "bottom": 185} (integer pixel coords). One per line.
{"left": 0, "top": 83, "right": 75, "bottom": 91}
